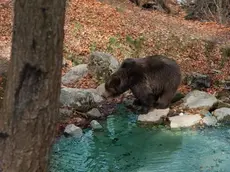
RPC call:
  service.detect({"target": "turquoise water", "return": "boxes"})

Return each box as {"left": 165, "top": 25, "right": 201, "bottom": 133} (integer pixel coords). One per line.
{"left": 49, "top": 104, "right": 230, "bottom": 172}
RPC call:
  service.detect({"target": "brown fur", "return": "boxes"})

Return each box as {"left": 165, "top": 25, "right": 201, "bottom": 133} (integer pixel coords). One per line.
{"left": 103, "top": 55, "right": 182, "bottom": 114}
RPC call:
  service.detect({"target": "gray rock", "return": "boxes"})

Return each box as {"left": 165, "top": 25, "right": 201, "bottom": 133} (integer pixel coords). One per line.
{"left": 169, "top": 114, "right": 202, "bottom": 129}
{"left": 96, "top": 83, "right": 106, "bottom": 96}
{"left": 88, "top": 51, "right": 119, "bottom": 81}
{"left": 213, "top": 107, "right": 230, "bottom": 122}
{"left": 87, "top": 108, "right": 102, "bottom": 118}
{"left": 60, "top": 88, "right": 97, "bottom": 112}
{"left": 59, "top": 108, "right": 73, "bottom": 118}
{"left": 185, "top": 72, "right": 211, "bottom": 89}
{"left": 84, "top": 88, "right": 104, "bottom": 103}
{"left": 182, "top": 90, "right": 217, "bottom": 109}
{"left": 64, "top": 124, "right": 83, "bottom": 138}
{"left": 62, "top": 64, "right": 88, "bottom": 85}
{"left": 137, "top": 108, "right": 169, "bottom": 124}
{"left": 202, "top": 116, "right": 218, "bottom": 126}
{"left": 90, "top": 120, "right": 103, "bottom": 130}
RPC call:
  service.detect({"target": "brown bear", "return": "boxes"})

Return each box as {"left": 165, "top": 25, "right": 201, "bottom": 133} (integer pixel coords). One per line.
{"left": 102, "top": 55, "right": 182, "bottom": 114}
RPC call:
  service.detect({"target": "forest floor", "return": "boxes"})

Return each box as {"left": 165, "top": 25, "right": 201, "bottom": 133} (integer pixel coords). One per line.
{"left": 1, "top": 0, "right": 230, "bottom": 101}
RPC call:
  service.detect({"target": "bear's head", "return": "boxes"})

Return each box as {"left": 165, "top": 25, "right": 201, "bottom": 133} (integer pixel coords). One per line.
{"left": 102, "top": 58, "right": 136, "bottom": 98}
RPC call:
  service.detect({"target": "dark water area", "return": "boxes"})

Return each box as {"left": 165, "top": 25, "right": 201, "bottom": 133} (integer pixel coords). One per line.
{"left": 49, "top": 104, "right": 230, "bottom": 172}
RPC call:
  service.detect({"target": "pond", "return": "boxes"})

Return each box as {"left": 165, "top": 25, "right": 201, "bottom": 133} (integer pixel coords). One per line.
{"left": 49, "top": 104, "right": 230, "bottom": 172}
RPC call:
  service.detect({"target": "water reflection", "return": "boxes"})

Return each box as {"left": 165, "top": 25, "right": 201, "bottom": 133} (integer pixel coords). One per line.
{"left": 49, "top": 104, "right": 230, "bottom": 172}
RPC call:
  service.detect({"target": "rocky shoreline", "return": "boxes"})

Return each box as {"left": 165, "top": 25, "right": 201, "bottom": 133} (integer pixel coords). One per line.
{"left": 58, "top": 51, "right": 230, "bottom": 138}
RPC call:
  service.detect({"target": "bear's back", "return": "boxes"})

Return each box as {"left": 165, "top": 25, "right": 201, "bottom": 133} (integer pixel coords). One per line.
{"left": 134, "top": 55, "right": 181, "bottom": 91}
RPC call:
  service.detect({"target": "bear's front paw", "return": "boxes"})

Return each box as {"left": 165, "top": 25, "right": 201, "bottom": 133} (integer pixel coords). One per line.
{"left": 155, "top": 103, "right": 169, "bottom": 109}
{"left": 137, "top": 106, "right": 150, "bottom": 114}
{"left": 133, "top": 99, "right": 142, "bottom": 106}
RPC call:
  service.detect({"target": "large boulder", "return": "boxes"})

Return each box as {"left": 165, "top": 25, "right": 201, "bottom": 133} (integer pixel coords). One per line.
{"left": 137, "top": 108, "right": 169, "bottom": 124}
{"left": 169, "top": 114, "right": 202, "bottom": 129}
{"left": 62, "top": 64, "right": 88, "bottom": 85}
{"left": 182, "top": 90, "right": 217, "bottom": 109}
{"left": 87, "top": 51, "right": 119, "bottom": 81}
{"left": 213, "top": 107, "right": 230, "bottom": 122}
{"left": 60, "top": 88, "right": 97, "bottom": 112}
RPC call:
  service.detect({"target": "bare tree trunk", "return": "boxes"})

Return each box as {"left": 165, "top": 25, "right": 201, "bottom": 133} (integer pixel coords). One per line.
{"left": 217, "top": 0, "right": 223, "bottom": 24}
{"left": 0, "top": 0, "right": 66, "bottom": 171}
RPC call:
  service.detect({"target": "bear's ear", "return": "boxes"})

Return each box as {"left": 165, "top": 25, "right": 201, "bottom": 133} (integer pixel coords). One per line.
{"left": 120, "top": 58, "right": 136, "bottom": 69}
{"left": 110, "top": 76, "right": 121, "bottom": 86}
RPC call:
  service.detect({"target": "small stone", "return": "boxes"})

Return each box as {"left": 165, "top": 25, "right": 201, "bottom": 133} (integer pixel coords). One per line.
{"left": 224, "top": 81, "right": 230, "bottom": 90}
{"left": 169, "top": 114, "right": 202, "bottom": 129}
{"left": 182, "top": 90, "right": 217, "bottom": 109}
{"left": 90, "top": 120, "right": 103, "bottom": 130}
{"left": 179, "top": 112, "right": 184, "bottom": 116}
{"left": 64, "top": 124, "right": 83, "bottom": 138}
{"left": 86, "top": 108, "right": 102, "bottom": 118}
{"left": 213, "top": 107, "right": 230, "bottom": 122}
{"left": 137, "top": 108, "right": 170, "bottom": 124}
{"left": 62, "top": 58, "right": 67, "bottom": 67}
{"left": 202, "top": 116, "right": 218, "bottom": 126}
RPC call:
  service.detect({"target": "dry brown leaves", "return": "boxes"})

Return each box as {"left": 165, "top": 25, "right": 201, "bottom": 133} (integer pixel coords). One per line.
{"left": 73, "top": 73, "right": 99, "bottom": 89}
{"left": 1, "top": 0, "right": 230, "bottom": 93}
{"left": 0, "top": 1, "right": 12, "bottom": 43}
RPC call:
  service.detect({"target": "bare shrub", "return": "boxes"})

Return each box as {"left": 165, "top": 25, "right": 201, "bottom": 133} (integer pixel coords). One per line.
{"left": 182, "top": 0, "right": 230, "bottom": 25}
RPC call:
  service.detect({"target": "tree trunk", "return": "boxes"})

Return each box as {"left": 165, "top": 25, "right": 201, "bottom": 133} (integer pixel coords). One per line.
{"left": 0, "top": 0, "right": 66, "bottom": 171}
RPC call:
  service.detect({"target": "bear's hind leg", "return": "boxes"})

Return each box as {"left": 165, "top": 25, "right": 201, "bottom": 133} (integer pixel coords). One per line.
{"left": 140, "top": 93, "right": 160, "bottom": 114}
{"left": 134, "top": 94, "right": 158, "bottom": 114}
{"left": 131, "top": 85, "right": 159, "bottom": 114}
{"left": 155, "top": 90, "right": 175, "bottom": 109}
